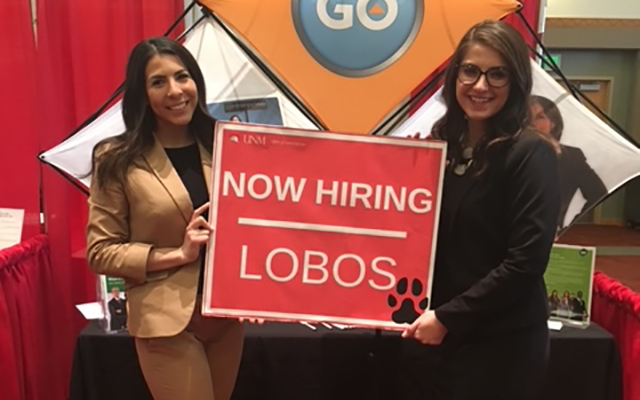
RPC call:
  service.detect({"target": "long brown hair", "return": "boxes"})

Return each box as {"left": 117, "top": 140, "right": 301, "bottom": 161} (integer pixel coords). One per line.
{"left": 432, "top": 21, "right": 533, "bottom": 174}
{"left": 529, "top": 95, "right": 564, "bottom": 154}
{"left": 530, "top": 95, "right": 564, "bottom": 140}
{"left": 91, "top": 37, "right": 215, "bottom": 188}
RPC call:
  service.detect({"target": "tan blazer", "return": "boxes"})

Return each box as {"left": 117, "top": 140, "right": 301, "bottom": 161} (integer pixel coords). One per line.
{"left": 86, "top": 138, "right": 212, "bottom": 339}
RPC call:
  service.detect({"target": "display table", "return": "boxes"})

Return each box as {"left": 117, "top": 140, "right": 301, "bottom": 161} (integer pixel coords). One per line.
{"left": 69, "top": 321, "right": 621, "bottom": 400}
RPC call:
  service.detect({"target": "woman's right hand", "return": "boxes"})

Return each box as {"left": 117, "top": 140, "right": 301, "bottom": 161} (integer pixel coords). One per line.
{"left": 179, "top": 202, "right": 213, "bottom": 263}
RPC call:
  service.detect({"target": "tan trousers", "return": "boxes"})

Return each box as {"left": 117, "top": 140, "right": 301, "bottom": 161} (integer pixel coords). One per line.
{"left": 135, "top": 309, "right": 244, "bottom": 400}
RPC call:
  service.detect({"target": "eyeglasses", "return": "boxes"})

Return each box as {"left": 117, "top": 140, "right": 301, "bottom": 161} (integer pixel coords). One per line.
{"left": 457, "top": 63, "right": 511, "bottom": 88}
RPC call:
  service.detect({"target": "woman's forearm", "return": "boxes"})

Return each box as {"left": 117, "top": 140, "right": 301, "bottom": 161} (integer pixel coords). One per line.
{"left": 147, "top": 247, "right": 188, "bottom": 272}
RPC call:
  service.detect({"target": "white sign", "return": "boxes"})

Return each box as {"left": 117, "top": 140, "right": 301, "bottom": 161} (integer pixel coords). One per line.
{"left": 0, "top": 208, "right": 25, "bottom": 250}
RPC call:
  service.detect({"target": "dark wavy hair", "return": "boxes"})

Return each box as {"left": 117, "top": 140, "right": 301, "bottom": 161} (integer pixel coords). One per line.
{"left": 432, "top": 21, "right": 533, "bottom": 175}
{"left": 530, "top": 95, "right": 564, "bottom": 141}
{"left": 91, "top": 37, "right": 215, "bottom": 188}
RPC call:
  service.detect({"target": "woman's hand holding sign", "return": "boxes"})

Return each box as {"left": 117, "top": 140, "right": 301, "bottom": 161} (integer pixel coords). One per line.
{"left": 180, "top": 203, "right": 212, "bottom": 264}
{"left": 402, "top": 310, "right": 448, "bottom": 345}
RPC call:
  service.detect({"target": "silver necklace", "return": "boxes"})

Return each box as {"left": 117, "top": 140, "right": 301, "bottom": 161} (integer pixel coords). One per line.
{"left": 453, "top": 146, "right": 474, "bottom": 176}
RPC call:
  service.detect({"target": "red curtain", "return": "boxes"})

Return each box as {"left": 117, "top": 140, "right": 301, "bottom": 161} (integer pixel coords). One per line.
{"left": 32, "top": 1, "right": 184, "bottom": 399}
{"left": 592, "top": 272, "right": 640, "bottom": 400}
{"left": 504, "top": 0, "right": 542, "bottom": 49}
{"left": 0, "top": 0, "right": 41, "bottom": 241}
{"left": 0, "top": 236, "right": 57, "bottom": 400}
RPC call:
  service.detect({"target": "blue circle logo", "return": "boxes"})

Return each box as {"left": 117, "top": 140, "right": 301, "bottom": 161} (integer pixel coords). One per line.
{"left": 292, "top": 0, "right": 423, "bottom": 77}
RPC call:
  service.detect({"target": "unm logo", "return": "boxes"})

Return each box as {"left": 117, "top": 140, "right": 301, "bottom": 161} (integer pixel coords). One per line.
{"left": 292, "top": 0, "right": 423, "bottom": 77}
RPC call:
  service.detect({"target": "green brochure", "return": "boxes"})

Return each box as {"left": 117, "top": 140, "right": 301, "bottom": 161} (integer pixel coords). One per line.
{"left": 544, "top": 244, "right": 596, "bottom": 326}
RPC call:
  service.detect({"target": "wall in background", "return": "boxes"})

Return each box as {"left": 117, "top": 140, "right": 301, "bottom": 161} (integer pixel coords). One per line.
{"left": 545, "top": 48, "right": 640, "bottom": 225}
{"left": 547, "top": 0, "right": 640, "bottom": 19}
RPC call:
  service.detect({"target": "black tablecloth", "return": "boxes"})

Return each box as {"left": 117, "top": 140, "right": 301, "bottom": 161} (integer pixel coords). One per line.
{"left": 69, "top": 321, "right": 621, "bottom": 400}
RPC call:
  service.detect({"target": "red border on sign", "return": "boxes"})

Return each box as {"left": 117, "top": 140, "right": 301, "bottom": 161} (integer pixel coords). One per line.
{"left": 202, "top": 123, "right": 446, "bottom": 330}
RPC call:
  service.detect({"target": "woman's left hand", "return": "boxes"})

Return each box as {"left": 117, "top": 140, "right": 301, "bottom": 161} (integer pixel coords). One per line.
{"left": 401, "top": 310, "right": 448, "bottom": 345}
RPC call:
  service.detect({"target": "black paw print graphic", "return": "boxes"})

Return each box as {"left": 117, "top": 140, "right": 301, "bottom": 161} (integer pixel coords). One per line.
{"left": 387, "top": 277, "right": 429, "bottom": 324}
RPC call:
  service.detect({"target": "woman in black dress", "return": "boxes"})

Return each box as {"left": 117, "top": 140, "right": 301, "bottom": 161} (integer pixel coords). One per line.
{"left": 530, "top": 95, "right": 607, "bottom": 233}
{"left": 402, "top": 21, "right": 560, "bottom": 400}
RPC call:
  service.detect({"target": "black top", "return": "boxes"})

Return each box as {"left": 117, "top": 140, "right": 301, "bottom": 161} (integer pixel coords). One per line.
{"left": 432, "top": 130, "right": 560, "bottom": 338}
{"left": 165, "top": 143, "right": 209, "bottom": 294}
{"left": 557, "top": 144, "right": 607, "bottom": 233}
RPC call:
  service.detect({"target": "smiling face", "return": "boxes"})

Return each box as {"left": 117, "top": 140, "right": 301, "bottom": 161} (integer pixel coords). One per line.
{"left": 455, "top": 43, "right": 511, "bottom": 123}
{"left": 145, "top": 54, "right": 198, "bottom": 133}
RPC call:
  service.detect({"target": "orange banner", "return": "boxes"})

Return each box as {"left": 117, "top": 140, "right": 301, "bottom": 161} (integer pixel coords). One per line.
{"left": 200, "top": 0, "right": 520, "bottom": 134}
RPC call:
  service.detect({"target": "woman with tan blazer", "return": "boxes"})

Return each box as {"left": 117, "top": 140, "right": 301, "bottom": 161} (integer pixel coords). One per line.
{"left": 86, "top": 37, "right": 244, "bottom": 400}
